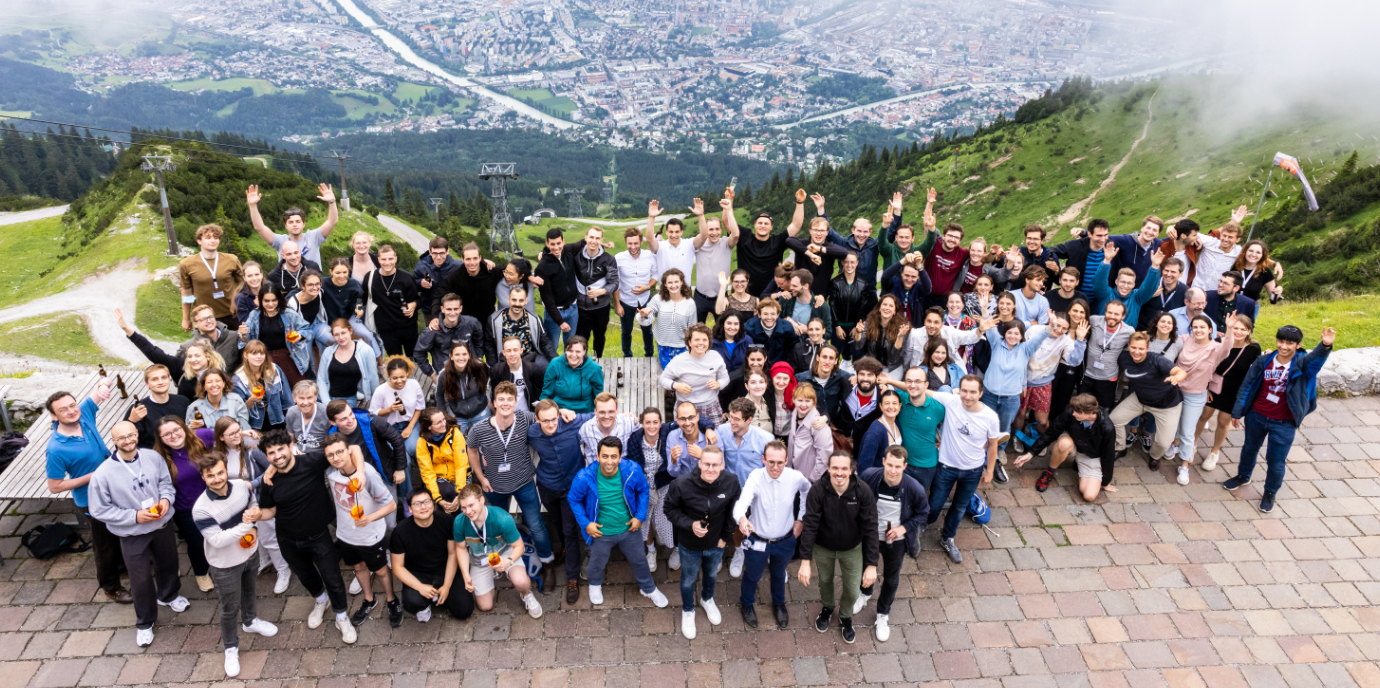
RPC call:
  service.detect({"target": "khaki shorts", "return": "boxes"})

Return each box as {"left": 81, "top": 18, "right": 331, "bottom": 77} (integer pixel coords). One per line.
{"left": 468, "top": 546, "right": 518, "bottom": 596}
{"left": 1075, "top": 453, "right": 1102, "bottom": 480}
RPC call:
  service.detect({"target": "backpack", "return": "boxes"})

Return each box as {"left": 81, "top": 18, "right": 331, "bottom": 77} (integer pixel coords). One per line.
{"left": 514, "top": 523, "right": 545, "bottom": 591}
{"left": 968, "top": 491, "right": 992, "bottom": 525}
{"left": 0, "top": 430, "right": 28, "bottom": 473}
{"left": 21, "top": 523, "right": 90, "bottom": 559}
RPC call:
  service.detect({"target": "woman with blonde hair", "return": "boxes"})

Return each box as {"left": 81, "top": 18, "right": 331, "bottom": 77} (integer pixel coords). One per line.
{"left": 1194, "top": 314, "right": 1261, "bottom": 472}
{"left": 348, "top": 231, "right": 380, "bottom": 283}
{"left": 233, "top": 340, "right": 292, "bottom": 433}
{"left": 119, "top": 306, "right": 226, "bottom": 398}
{"left": 235, "top": 261, "right": 265, "bottom": 325}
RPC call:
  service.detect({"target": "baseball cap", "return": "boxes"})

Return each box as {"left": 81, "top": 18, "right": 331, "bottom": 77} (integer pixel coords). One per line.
{"left": 1276, "top": 325, "right": 1303, "bottom": 343}
{"left": 754, "top": 211, "right": 773, "bottom": 222}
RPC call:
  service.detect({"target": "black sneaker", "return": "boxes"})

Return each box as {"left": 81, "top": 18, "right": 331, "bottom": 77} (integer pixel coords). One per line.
{"left": 840, "top": 616, "right": 856, "bottom": 644}
{"left": 741, "top": 603, "right": 758, "bottom": 629}
{"left": 1035, "top": 469, "right": 1055, "bottom": 492}
{"left": 814, "top": 606, "right": 833, "bottom": 633}
{"left": 1259, "top": 494, "right": 1275, "bottom": 513}
{"left": 1222, "top": 475, "right": 1251, "bottom": 491}
{"left": 941, "top": 537, "right": 963, "bottom": 564}
{"left": 993, "top": 460, "right": 1009, "bottom": 484}
{"left": 387, "top": 599, "right": 403, "bottom": 628}
{"left": 1141, "top": 434, "right": 1153, "bottom": 452}
{"left": 1125, "top": 429, "right": 1137, "bottom": 446}
{"left": 350, "top": 597, "right": 377, "bottom": 627}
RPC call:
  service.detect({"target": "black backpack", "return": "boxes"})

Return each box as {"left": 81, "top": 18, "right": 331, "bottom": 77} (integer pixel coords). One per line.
{"left": 21, "top": 523, "right": 90, "bottom": 559}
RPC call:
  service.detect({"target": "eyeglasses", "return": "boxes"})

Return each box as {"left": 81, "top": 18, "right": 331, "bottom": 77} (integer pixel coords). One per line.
{"left": 676, "top": 416, "right": 697, "bottom": 422}
{"left": 160, "top": 430, "right": 182, "bottom": 439}
{"left": 113, "top": 433, "right": 139, "bottom": 443}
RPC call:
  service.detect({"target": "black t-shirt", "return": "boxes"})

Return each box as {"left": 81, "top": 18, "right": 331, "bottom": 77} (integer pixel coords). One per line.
{"left": 389, "top": 512, "right": 455, "bottom": 581}
{"left": 328, "top": 355, "right": 362, "bottom": 397}
{"left": 739, "top": 232, "right": 790, "bottom": 295}
{"left": 259, "top": 312, "right": 287, "bottom": 351}
{"left": 258, "top": 450, "right": 333, "bottom": 541}
{"left": 1117, "top": 351, "right": 1181, "bottom": 408}
{"left": 369, "top": 270, "right": 419, "bottom": 330}
{"left": 1046, "top": 290, "right": 1079, "bottom": 317}
{"left": 298, "top": 298, "right": 321, "bottom": 325}
{"left": 127, "top": 394, "right": 192, "bottom": 448}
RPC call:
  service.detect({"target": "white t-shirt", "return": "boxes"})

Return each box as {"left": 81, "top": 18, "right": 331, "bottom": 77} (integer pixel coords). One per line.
{"left": 694, "top": 238, "right": 733, "bottom": 296}
{"left": 272, "top": 229, "right": 326, "bottom": 267}
{"left": 654, "top": 238, "right": 696, "bottom": 287}
{"left": 1191, "top": 234, "right": 1242, "bottom": 291}
{"left": 510, "top": 366, "right": 529, "bottom": 414}
{"left": 368, "top": 380, "right": 427, "bottom": 425}
{"left": 614, "top": 249, "right": 658, "bottom": 307}
{"left": 929, "top": 391, "right": 1001, "bottom": 471}
{"left": 327, "top": 463, "right": 394, "bottom": 546}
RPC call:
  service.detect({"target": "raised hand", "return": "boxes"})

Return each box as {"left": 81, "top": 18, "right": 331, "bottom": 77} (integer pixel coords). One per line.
{"left": 926, "top": 187, "right": 938, "bottom": 204}
{"left": 246, "top": 185, "right": 261, "bottom": 206}
{"left": 1321, "top": 327, "right": 1337, "bottom": 346}
{"left": 718, "top": 271, "right": 729, "bottom": 288}
{"left": 650, "top": 200, "right": 663, "bottom": 218}
{"left": 1231, "top": 204, "right": 1249, "bottom": 224}
{"left": 891, "top": 191, "right": 904, "bottom": 212}
{"left": 795, "top": 188, "right": 807, "bottom": 204}
{"left": 1151, "top": 249, "right": 1165, "bottom": 268}
{"left": 1075, "top": 319, "right": 1090, "bottom": 340}
{"left": 1102, "top": 243, "right": 1119, "bottom": 263}
{"left": 719, "top": 197, "right": 732, "bottom": 210}
{"left": 114, "top": 308, "right": 134, "bottom": 336}
{"left": 317, "top": 183, "right": 335, "bottom": 203}
{"left": 810, "top": 193, "right": 825, "bottom": 213}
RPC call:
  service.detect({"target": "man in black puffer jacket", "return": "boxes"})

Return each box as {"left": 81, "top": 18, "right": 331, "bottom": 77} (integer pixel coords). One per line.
{"left": 1015, "top": 393, "right": 1116, "bottom": 503}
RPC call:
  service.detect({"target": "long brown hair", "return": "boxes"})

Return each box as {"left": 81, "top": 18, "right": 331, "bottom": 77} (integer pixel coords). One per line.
{"left": 153, "top": 416, "right": 208, "bottom": 480}
{"left": 658, "top": 268, "right": 692, "bottom": 300}
{"left": 441, "top": 341, "right": 490, "bottom": 402}
{"left": 1232, "top": 240, "right": 1275, "bottom": 272}
{"left": 864, "top": 294, "right": 906, "bottom": 343}
{"left": 237, "top": 340, "right": 278, "bottom": 386}
{"left": 211, "top": 416, "right": 250, "bottom": 480}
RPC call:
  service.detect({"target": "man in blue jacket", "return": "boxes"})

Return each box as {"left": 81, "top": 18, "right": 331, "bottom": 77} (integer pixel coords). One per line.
{"left": 567, "top": 436, "right": 669, "bottom": 609}
{"left": 1225, "top": 325, "right": 1335, "bottom": 513}
{"left": 528, "top": 399, "right": 593, "bottom": 606}
{"left": 857, "top": 448, "right": 928, "bottom": 642}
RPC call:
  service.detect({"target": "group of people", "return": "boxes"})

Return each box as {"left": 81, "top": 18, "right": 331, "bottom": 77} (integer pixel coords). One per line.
{"left": 42, "top": 180, "right": 1334, "bottom": 677}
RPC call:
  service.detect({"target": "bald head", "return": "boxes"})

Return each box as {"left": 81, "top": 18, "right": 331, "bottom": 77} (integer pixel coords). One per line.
{"left": 1186, "top": 287, "right": 1207, "bottom": 312}
{"left": 281, "top": 241, "right": 302, "bottom": 268}
{"left": 111, "top": 420, "right": 139, "bottom": 456}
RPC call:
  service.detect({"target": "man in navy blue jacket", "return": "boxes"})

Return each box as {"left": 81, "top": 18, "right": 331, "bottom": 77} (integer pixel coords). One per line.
{"left": 857, "top": 448, "right": 927, "bottom": 642}
{"left": 1225, "top": 325, "right": 1334, "bottom": 513}
{"left": 528, "top": 400, "right": 591, "bottom": 605}
{"left": 1204, "top": 271, "right": 1257, "bottom": 333}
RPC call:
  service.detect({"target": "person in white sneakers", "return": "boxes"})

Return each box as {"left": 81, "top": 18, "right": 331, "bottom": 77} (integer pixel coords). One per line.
{"left": 857, "top": 447, "right": 928, "bottom": 642}
{"left": 452, "top": 483, "right": 544, "bottom": 618}
{"left": 322, "top": 432, "right": 400, "bottom": 628}
{"left": 391, "top": 488, "right": 473, "bottom": 623}
{"left": 665, "top": 445, "right": 741, "bottom": 639}
{"left": 712, "top": 398, "right": 774, "bottom": 581}
{"left": 88, "top": 421, "right": 189, "bottom": 648}
{"left": 256, "top": 429, "right": 355, "bottom": 644}
{"left": 209, "top": 417, "right": 292, "bottom": 594}
{"left": 192, "top": 451, "right": 279, "bottom": 677}
{"left": 732, "top": 440, "right": 810, "bottom": 630}
{"left": 568, "top": 436, "right": 669, "bottom": 608}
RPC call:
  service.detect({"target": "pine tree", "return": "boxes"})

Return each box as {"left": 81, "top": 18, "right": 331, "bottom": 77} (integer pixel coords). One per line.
{"left": 448, "top": 191, "right": 461, "bottom": 218}
{"left": 384, "top": 178, "right": 399, "bottom": 215}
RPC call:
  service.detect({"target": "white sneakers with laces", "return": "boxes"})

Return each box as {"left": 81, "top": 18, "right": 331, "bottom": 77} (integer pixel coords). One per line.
{"left": 729, "top": 546, "right": 745, "bottom": 578}
{"left": 641, "top": 587, "right": 669, "bottom": 607}
{"left": 307, "top": 597, "right": 330, "bottom": 629}
{"left": 224, "top": 647, "right": 240, "bottom": 677}
{"left": 701, "top": 597, "right": 722, "bottom": 625}
{"left": 852, "top": 592, "right": 872, "bottom": 616}
{"left": 135, "top": 628, "right": 154, "bottom": 647}
{"left": 336, "top": 614, "right": 358, "bottom": 644}
{"left": 1202, "top": 451, "right": 1220, "bottom": 471}
{"left": 274, "top": 569, "right": 292, "bottom": 595}
{"left": 241, "top": 618, "right": 278, "bottom": 637}
{"left": 646, "top": 545, "right": 658, "bottom": 573}
{"left": 875, "top": 613, "right": 891, "bottom": 642}
{"left": 523, "top": 592, "right": 543, "bottom": 618}
{"left": 157, "top": 596, "right": 190, "bottom": 613}
{"left": 1177, "top": 466, "right": 1191, "bottom": 485}
{"left": 681, "top": 610, "right": 697, "bottom": 639}
{"left": 588, "top": 585, "right": 603, "bottom": 605}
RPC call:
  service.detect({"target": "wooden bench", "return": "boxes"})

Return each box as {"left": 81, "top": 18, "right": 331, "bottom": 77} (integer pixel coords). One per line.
{"left": 604, "top": 356, "right": 661, "bottom": 416}
{"left": 0, "top": 372, "right": 148, "bottom": 501}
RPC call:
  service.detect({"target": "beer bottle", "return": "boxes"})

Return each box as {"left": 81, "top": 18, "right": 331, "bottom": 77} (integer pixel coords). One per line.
{"left": 115, "top": 375, "right": 129, "bottom": 400}
{"left": 194, "top": 410, "right": 204, "bottom": 422}
{"left": 617, "top": 368, "right": 625, "bottom": 388}
{"left": 98, "top": 364, "right": 108, "bottom": 377}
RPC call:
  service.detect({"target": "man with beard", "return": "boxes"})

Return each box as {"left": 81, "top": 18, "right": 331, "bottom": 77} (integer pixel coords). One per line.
{"left": 830, "top": 357, "right": 885, "bottom": 455}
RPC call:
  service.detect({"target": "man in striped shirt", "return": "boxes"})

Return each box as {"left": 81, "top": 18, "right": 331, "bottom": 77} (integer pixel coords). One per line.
{"left": 465, "top": 381, "right": 555, "bottom": 593}
{"left": 578, "top": 393, "right": 640, "bottom": 466}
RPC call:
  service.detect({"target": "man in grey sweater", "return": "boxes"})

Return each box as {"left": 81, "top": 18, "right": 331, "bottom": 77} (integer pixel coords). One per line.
{"left": 1079, "top": 303, "right": 1135, "bottom": 409}
{"left": 88, "top": 421, "right": 188, "bottom": 648}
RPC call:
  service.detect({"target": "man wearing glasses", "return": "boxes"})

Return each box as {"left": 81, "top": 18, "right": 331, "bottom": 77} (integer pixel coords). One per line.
{"left": 880, "top": 366, "right": 948, "bottom": 501}
{"left": 87, "top": 421, "right": 186, "bottom": 647}
{"left": 390, "top": 488, "right": 473, "bottom": 623}
{"left": 414, "top": 236, "right": 462, "bottom": 321}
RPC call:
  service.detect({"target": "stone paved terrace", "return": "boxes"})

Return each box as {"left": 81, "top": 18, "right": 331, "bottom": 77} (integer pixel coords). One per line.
{"left": 3, "top": 395, "right": 1380, "bottom": 688}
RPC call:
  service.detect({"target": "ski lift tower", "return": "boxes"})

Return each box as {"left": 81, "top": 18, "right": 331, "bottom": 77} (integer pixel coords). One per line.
{"left": 479, "top": 163, "right": 520, "bottom": 257}
{"left": 567, "top": 189, "right": 584, "bottom": 218}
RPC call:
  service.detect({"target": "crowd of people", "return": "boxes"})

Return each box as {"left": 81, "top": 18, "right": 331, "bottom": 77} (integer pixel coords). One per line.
{"left": 42, "top": 181, "right": 1334, "bottom": 678}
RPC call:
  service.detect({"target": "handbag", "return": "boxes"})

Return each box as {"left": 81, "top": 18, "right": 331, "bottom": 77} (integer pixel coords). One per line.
{"left": 1209, "top": 346, "right": 1247, "bottom": 395}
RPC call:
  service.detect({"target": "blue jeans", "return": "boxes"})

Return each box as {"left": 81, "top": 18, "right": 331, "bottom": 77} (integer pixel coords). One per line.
{"left": 905, "top": 464, "right": 938, "bottom": 503}
{"left": 981, "top": 391, "right": 1021, "bottom": 452}
{"left": 484, "top": 479, "right": 553, "bottom": 560}
{"left": 542, "top": 304, "right": 579, "bottom": 351}
{"left": 927, "top": 463, "right": 985, "bottom": 540}
{"left": 1175, "top": 391, "right": 1208, "bottom": 461}
{"left": 739, "top": 534, "right": 795, "bottom": 606}
{"left": 454, "top": 408, "right": 492, "bottom": 435}
{"left": 678, "top": 545, "right": 724, "bottom": 612}
{"left": 1236, "top": 410, "right": 1297, "bottom": 497}
{"left": 329, "top": 396, "right": 357, "bottom": 409}
{"left": 586, "top": 529, "right": 657, "bottom": 593}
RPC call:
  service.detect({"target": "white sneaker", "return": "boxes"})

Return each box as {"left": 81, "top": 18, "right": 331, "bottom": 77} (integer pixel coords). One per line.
{"left": 646, "top": 546, "right": 658, "bottom": 573}
{"left": 1177, "top": 466, "right": 1191, "bottom": 485}
{"left": 196, "top": 575, "right": 214, "bottom": 592}
{"left": 1202, "top": 451, "right": 1220, "bottom": 472}
{"left": 729, "top": 546, "right": 745, "bottom": 578}
{"left": 241, "top": 619, "right": 279, "bottom": 637}
{"left": 348, "top": 577, "right": 363, "bottom": 596}
{"left": 681, "top": 610, "right": 697, "bottom": 639}
{"left": 875, "top": 613, "right": 891, "bottom": 642}
{"left": 668, "top": 548, "right": 680, "bottom": 570}
{"left": 641, "top": 587, "right": 669, "bottom": 608}
{"left": 307, "top": 597, "right": 329, "bottom": 629}
{"left": 135, "top": 628, "right": 154, "bottom": 647}
{"left": 701, "top": 597, "right": 722, "bottom": 625}
{"left": 157, "top": 596, "right": 190, "bottom": 613}
{"left": 588, "top": 585, "right": 604, "bottom": 605}
{"left": 274, "top": 569, "right": 292, "bottom": 595}
{"left": 852, "top": 592, "right": 872, "bottom": 616}
{"left": 336, "top": 614, "right": 357, "bottom": 644}
{"left": 224, "top": 647, "right": 240, "bottom": 677}
{"left": 416, "top": 606, "right": 432, "bottom": 623}
{"left": 523, "top": 593, "right": 543, "bottom": 619}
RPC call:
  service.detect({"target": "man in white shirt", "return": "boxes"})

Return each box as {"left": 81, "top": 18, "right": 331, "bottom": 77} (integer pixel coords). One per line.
{"left": 614, "top": 227, "right": 659, "bottom": 357}
{"left": 1191, "top": 209, "right": 1247, "bottom": 291}
{"left": 924, "top": 376, "right": 1004, "bottom": 564}
{"left": 732, "top": 440, "right": 810, "bottom": 630}
{"left": 903, "top": 307, "right": 992, "bottom": 370}
{"left": 646, "top": 201, "right": 695, "bottom": 289}
{"left": 578, "top": 393, "right": 640, "bottom": 466}
{"left": 692, "top": 196, "right": 740, "bottom": 322}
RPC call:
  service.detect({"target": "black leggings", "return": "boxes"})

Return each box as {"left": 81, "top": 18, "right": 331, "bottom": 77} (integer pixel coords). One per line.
{"left": 576, "top": 307, "right": 611, "bottom": 357}
{"left": 859, "top": 538, "right": 906, "bottom": 615}
{"left": 400, "top": 573, "right": 474, "bottom": 619}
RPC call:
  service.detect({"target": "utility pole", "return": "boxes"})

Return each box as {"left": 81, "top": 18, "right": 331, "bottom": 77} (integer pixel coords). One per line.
{"left": 429, "top": 197, "right": 443, "bottom": 221}
{"left": 141, "top": 155, "right": 178, "bottom": 255}
{"left": 331, "top": 151, "right": 351, "bottom": 211}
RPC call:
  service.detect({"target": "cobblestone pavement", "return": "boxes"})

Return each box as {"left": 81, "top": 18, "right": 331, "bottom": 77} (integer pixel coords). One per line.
{"left": 3, "top": 395, "right": 1380, "bottom": 688}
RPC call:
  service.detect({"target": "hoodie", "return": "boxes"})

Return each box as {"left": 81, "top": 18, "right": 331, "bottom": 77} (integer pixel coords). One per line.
{"left": 574, "top": 243, "right": 619, "bottom": 311}
{"left": 664, "top": 467, "right": 742, "bottom": 551}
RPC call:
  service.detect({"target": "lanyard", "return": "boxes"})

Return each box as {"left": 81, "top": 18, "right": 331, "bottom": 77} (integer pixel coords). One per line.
{"left": 467, "top": 514, "right": 487, "bottom": 548}
{"left": 493, "top": 417, "right": 517, "bottom": 453}
{"left": 200, "top": 252, "right": 221, "bottom": 291}
{"left": 116, "top": 453, "right": 151, "bottom": 499}
{"left": 1242, "top": 268, "right": 1257, "bottom": 287}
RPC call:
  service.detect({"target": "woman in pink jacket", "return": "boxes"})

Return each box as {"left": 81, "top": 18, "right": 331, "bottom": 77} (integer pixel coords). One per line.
{"left": 1171, "top": 314, "right": 1239, "bottom": 485}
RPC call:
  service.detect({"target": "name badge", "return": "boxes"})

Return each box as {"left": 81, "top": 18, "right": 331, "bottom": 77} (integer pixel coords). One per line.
{"left": 140, "top": 497, "right": 155, "bottom": 510}
{"left": 1093, "top": 361, "right": 1106, "bottom": 370}
{"left": 1266, "top": 393, "right": 1280, "bottom": 404}
{"left": 750, "top": 538, "right": 768, "bottom": 552}
{"left": 212, "top": 291, "right": 225, "bottom": 299}
{"left": 497, "top": 463, "right": 511, "bottom": 473}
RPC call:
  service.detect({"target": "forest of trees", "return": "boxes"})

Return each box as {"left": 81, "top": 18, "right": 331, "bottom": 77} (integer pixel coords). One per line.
{"left": 0, "top": 123, "right": 118, "bottom": 200}
{"left": 806, "top": 73, "right": 897, "bottom": 105}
